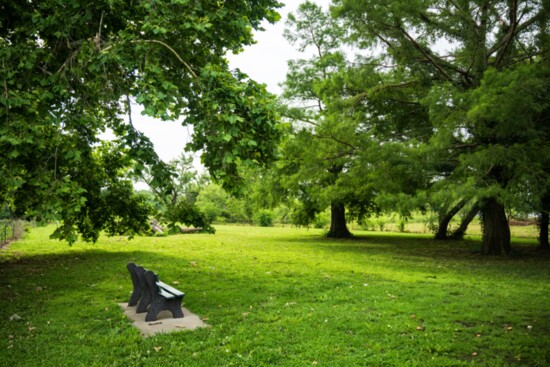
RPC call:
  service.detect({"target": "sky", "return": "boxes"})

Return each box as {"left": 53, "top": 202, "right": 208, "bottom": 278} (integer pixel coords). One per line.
{"left": 131, "top": 0, "right": 332, "bottom": 164}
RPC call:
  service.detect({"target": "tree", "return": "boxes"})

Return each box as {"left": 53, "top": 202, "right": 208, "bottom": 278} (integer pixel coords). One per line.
{"left": 0, "top": 0, "right": 283, "bottom": 242}
{"left": 333, "top": 0, "right": 549, "bottom": 254}
{"left": 195, "top": 183, "right": 230, "bottom": 223}
{"left": 280, "top": 1, "right": 356, "bottom": 237}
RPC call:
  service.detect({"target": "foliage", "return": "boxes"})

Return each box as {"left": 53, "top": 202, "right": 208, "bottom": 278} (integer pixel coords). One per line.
{"left": 0, "top": 225, "right": 548, "bottom": 366}
{"left": 0, "top": 0, "right": 283, "bottom": 243}
{"left": 185, "top": 68, "right": 283, "bottom": 192}
{"left": 330, "top": 0, "right": 550, "bottom": 254}
{"left": 195, "top": 184, "right": 230, "bottom": 223}
{"left": 0, "top": 219, "right": 27, "bottom": 244}
{"left": 140, "top": 153, "right": 213, "bottom": 233}
{"left": 164, "top": 199, "right": 214, "bottom": 235}
{"left": 253, "top": 209, "right": 275, "bottom": 227}
{"left": 280, "top": 1, "right": 365, "bottom": 237}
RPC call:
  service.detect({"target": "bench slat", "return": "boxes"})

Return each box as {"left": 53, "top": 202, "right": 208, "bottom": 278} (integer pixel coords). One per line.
{"left": 157, "top": 281, "right": 185, "bottom": 298}
{"left": 158, "top": 288, "right": 178, "bottom": 300}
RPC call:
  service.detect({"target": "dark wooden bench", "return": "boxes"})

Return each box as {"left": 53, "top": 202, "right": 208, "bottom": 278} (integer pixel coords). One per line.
{"left": 127, "top": 262, "right": 185, "bottom": 322}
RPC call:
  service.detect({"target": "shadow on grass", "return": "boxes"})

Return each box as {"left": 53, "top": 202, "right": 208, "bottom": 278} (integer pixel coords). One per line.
{"left": 273, "top": 231, "right": 546, "bottom": 261}
{"left": 0, "top": 250, "right": 197, "bottom": 311}
{"left": 0, "top": 248, "right": 305, "bottom": 314}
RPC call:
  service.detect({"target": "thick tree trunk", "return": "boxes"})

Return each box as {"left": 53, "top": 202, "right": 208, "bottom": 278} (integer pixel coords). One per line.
{"left": 450, "top": 202, "right": 480, "bottom": 240}
{"left": 327, "top": 201, "right": 352, "bottom": 238}
{"left": 538, "top": 194, "right": 550, "bottom": 251}
{"left": 435, "top": 200, "right": 467, "bottom": 240}
{"left": 481, "top": 198, "right": 511, "bottom": 255}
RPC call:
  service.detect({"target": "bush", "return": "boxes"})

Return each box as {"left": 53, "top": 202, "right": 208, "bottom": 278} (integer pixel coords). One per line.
{"left": 313, "top": 211, "right": 330, "bottom": 229}
{"left": 359, "top": 219, "right": 375, "bottom": 231}
{"left": 254, "top": 210, "right": 274, "bottom": 227}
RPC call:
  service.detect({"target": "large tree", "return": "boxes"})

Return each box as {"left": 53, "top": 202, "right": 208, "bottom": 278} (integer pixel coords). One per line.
{"left": 0, "top": 0, "right": 282, "bottom": 242}
{"left": 280, "top": 1, "right": 357, "bottom": 237}
{"left": 333, "top": 0, "right": 549, "bottom": 254}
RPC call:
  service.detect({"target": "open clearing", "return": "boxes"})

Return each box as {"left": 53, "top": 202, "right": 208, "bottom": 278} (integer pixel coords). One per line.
{"left": 1, "top": 225, "right": 549, "bottom": 366}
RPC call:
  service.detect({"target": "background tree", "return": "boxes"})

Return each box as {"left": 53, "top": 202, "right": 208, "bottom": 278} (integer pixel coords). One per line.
{"left": 280, "top": 1, "right": 358, "bottom": 237}
{"left": 0, "top": 0, "right": 283, "bottom": 242}
{"left": 195, "top": 184, "right": 230, "bottom": 224}
{"left": 195, "top": 165, "right": 286, "bottom": 225}
{"left": 140, "top": 153, "right": 213, "bottom": 233}
{"left": 333, "top": 0, "right": 549, "bottom": 254}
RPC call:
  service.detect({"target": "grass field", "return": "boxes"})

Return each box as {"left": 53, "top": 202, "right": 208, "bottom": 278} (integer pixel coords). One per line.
{"left": 1, "top": 225, "right": 549, "bottom": 366}
{"left": 348, "top": 214, "right": 539, "bottom": 239}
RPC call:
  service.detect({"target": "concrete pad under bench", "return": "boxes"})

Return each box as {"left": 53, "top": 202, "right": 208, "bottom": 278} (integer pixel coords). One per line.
{"left": 119, "top": 303, "right": 209, "bottom": 337}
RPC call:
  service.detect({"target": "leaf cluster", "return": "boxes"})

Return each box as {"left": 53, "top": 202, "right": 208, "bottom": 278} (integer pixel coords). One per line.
{"left": 0, "top": 0, "right": 283, "bottom": 242}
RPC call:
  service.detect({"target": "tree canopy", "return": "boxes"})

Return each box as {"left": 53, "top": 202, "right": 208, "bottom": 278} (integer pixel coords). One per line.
{"left": 329, "top": 0, "right": 550, "bottom": 254}
{"left": 0, "top": 0, "right": 283, "bottom": 242}
{"left": 279, "top": 0, "right": 549, "bottom": 253}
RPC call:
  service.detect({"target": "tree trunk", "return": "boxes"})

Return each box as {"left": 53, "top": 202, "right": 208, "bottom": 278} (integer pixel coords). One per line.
{"left": 435, "top": 199, "right": 467, "bottom": 240}
{"left": 450, "top": 202, "right": 480, "bottom": 240}
{"left": 538, "top": 193, "right": 550, "bottom": 251}
{"left": 481, "top": 198, "right": 511, "bottom": 255}
{"left": 327, "top": 201, "right": 352, "bottom": 238}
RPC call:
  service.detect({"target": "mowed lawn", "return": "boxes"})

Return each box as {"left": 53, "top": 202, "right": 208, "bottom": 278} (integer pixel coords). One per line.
{"left": 1, "top": 225, "right": 549, "bottom": 366}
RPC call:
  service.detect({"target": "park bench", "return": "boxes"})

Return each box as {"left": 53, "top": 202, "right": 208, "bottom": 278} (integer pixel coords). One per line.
{"left": 127, "top": 262, "right": 185, "bottom": 322}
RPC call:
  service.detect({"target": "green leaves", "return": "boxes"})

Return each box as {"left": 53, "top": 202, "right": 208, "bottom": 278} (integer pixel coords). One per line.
{"left": 1, "top": 0, "right": 283, "bottom": 242}
{"left": 186, "top": 65, "right": 281, "bottom": 191}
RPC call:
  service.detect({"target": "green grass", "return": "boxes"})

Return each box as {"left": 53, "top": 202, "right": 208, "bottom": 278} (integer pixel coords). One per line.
{"left": 350, "top": 214, "right": 539, "bottom": 239}
{"left": 1, "top": 225, "right": 549, "bottom": 366}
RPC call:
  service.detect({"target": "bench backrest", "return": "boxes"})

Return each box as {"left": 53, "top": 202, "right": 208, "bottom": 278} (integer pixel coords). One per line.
{"left": 127, "top": 262, "right": 141, "bottom": 306}
{"left": 134, "top": 265, "right": 153, "bottom": 313}
{"left": 144, "top": 270, "right": 159, "bottom": 295}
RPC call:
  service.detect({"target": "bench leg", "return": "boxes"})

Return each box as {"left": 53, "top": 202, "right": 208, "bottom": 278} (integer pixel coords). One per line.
{"left": 128, "top": 288, "right": 141, "bottom": 307}
{"left": 127, "top": 263, "right": 142, "bottom": 307}
{"left": 145, "top": 299, "right": 164, "bottom": 322}
{"left": 145, "top": 299, "right": 184, "bottom": 322}
{"left": 137, "top": 292, "right": 151, "bottom": 314}
{"left": 168, "top": 300, "right": 184, "bottom": 319}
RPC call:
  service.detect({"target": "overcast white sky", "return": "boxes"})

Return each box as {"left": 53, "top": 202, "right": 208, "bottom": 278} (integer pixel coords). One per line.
{"left": 131, "top": 0, "right": 332, "bottom": 164}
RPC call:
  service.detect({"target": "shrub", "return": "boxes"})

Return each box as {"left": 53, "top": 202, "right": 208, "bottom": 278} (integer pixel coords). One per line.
{"left": 254, "top": 210, "right": 274, "bottom": 227}
{"left": 313, "top": 211, "right": 330, "bottom": 229}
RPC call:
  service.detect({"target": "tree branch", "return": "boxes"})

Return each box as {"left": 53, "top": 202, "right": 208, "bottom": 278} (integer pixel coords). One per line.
{"left": 396, "top": 25, "right": 456, "bottom": 84}
{"left": 487, "top": 8, "right": 545, "bottom": 57}
{"left": 127, "top": 95, "right": 133, "bottom": 127}
{"left": 315, "top": 132, "right": 357, "bottom": 152}
{"left": 325, "top": 151, "right": 356, "bottom": 160}
{"left": 493, "top": 0, "right": 518, "bottom": 67}
{"left": 101, "top": 39, "right": 199, "bottom": 83}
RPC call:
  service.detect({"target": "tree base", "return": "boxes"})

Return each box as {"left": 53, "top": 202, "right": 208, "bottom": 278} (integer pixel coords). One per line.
{"left": 326, "top": 230, "right": 353, "bottom": 238}
{"left": 328, "top": 201, "right": 352, "bottom": 239}
{"left": 481, "top": 198, "right": 511, "bottom": 256}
